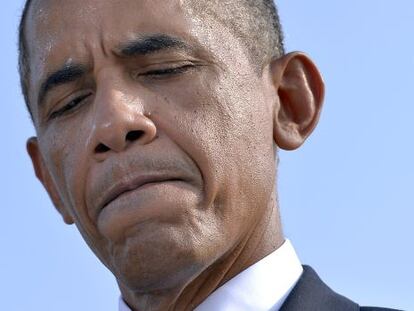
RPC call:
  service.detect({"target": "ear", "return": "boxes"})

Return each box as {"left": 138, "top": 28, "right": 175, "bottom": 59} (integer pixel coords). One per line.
{"left": 27, "top": 137, "right": 74, "bottom": 224}
{"left": 270, "top": 52, "right": 325, "bottom": 150}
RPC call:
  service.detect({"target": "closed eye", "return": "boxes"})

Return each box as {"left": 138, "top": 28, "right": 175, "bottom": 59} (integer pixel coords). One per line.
{"left": 49, "top": 92, "right": 92, "bottom": 120}
{"left": 142, "top": 64, "right": 195, "bottom": 78}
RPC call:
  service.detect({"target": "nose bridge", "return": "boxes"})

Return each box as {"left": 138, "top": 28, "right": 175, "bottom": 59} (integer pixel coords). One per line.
{"left": 95, "top": 65, "right": 140, "bottom": 110}
{"left": 95, "top": 83, "right": 140, "bottom": 125}
{"left": 87, "top": 73, "right": 157, "bottom": 156}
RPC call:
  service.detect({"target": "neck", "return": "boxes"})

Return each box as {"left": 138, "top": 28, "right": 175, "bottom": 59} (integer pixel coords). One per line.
{"left": 119, "top": 197, "right": 284, "bottom": 311}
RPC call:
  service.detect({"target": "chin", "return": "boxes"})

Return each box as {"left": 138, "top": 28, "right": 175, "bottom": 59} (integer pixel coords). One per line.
{"left": 110, "top": 223, "right": 208, "bottom": 292}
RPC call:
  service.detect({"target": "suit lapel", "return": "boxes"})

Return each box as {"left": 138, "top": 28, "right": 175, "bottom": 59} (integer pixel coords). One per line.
{"left": 280, "top": 265, "right": 359, "bottom": 311}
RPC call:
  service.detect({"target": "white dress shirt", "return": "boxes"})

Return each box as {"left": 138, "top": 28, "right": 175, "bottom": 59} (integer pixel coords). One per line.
{"left": 119, "top": 239, "right": 303, "bottom": 311}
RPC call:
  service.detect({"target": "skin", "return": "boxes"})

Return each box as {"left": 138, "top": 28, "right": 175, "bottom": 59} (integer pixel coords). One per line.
{"left": 25, "top": 0, "right": 324, "bottom": 310}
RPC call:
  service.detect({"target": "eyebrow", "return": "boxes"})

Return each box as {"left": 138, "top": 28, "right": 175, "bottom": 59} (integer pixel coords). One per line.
{"left": 118, "top": 34, "right": 193, "bottom": 57}
{"left": 37, "top": 63, "right": 87, "bottom": 108}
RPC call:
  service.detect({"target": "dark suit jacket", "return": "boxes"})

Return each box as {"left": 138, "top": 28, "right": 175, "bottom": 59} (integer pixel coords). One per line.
{"left": 280, "top": 265, "right": 403, "bottom": 311}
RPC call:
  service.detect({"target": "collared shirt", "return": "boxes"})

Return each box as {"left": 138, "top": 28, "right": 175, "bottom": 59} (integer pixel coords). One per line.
{"left": 119, "top": 239, "right": 303, "bottom": 311}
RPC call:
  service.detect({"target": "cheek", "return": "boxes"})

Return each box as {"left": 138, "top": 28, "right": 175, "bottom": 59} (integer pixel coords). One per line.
{"left": 40, "top": 122, "right": 111, "bottom": 261}
{"left": 155, "top": 72, "right": 275, "bottom": 231}
{"left": 40, "top": 121, "right": 92, "bottom": 224}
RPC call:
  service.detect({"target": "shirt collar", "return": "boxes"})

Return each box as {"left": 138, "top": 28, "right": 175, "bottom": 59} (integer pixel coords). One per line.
{"left": 119, "top": 239, "right": 302, "bottom": 311}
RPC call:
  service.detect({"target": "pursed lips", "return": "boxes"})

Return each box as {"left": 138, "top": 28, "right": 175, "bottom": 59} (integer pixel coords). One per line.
{"left": 98, "top": 174, "right": 185, "bottom": 211}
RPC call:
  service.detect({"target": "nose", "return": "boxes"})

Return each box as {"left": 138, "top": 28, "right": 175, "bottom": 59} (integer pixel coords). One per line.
{"left": 88, "top": 87, "right": 157, "bottom": 159}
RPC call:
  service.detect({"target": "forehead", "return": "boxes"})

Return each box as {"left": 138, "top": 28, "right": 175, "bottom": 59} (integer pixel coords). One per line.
{"left": 28, "top": 0, "right": 192, "bottom": 35}
{"left": 26, "top": 0, "right": 193, "bottom": 63}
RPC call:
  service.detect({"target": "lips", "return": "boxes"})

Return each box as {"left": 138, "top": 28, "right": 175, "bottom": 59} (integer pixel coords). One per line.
{"left": 87, "top": 151, "right": 202, "bottom": 223}
{"left": 98, "top": 174, "right": 184, "bottom": 211}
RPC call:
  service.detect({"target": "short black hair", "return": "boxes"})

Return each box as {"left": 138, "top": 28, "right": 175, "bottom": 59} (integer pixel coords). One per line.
{"left": 18, "top": 0, "right": 33, "bottom": 112}
{"left": 18, "top": 0, "right": 284, "bottom": 113}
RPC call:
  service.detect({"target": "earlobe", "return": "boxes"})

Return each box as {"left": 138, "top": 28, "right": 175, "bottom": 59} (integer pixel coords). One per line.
{"left": 26, "top": 137, "right": 74, "bottom": 225}
{"left": 271, "top": 52, "right": 325, "bottom": 150}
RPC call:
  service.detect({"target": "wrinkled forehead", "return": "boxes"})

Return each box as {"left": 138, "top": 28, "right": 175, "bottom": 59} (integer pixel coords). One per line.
{"left": 27, "top": 0, "right": 192, "bottom": 36}
{"left": 26, "top": 0, "right": 193, "bottom": 64}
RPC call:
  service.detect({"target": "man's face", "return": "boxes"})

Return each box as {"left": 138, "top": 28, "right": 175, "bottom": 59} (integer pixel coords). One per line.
{"left": 26, "top": 0, "right": 277, "bottom": 290}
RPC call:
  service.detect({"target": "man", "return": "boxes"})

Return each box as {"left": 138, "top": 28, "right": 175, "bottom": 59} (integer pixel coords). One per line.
{"left": 19, "top": 0, "right": 402, "bottom": 310}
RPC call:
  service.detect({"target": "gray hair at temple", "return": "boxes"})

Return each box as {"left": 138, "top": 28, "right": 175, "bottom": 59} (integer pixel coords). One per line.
{"left": 18, "top": 0, "right": 285, "bottom": 114}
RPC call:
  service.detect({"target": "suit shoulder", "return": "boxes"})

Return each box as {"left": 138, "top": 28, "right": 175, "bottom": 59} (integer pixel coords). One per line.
{"left": 281, "top": 266, "right": 405, "bottom": 311}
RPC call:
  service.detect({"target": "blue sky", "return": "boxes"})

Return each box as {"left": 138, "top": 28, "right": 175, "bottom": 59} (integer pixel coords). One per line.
{"left": 1, "top": 1, "right": 413, "bottom": 310}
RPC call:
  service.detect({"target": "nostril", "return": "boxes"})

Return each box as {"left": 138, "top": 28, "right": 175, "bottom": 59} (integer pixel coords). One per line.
{"left": 126, "top": 130, "right": 144, "bottom": 142}
{"left": 95, "top": 143, "right": 110, "bottom": 154}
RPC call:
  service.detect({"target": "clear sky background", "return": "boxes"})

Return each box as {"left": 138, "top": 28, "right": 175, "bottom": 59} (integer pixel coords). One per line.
{"left": 1, "top": 1, "right": 413, "bottom": 310}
